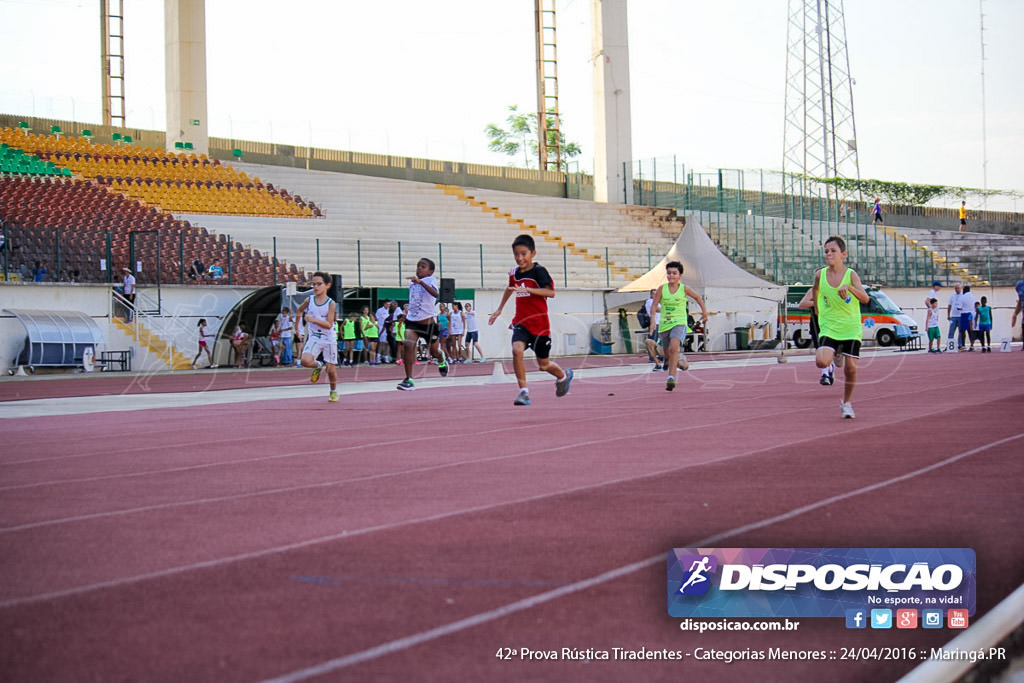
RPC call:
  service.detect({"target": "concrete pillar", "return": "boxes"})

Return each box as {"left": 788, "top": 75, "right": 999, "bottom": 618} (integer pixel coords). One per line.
{"left": 591, "top": 0, "right": 633, "bottom": 204}
{"left": 165, "top": 0, "right": 208, "bottom": 154}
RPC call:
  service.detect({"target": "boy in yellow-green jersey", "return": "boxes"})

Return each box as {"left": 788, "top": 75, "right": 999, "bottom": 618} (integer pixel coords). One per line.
{"left": 647, "top": 260, "right": 708, "bottom": 392}
{"left": 802, "top": 236, "right": 870, "bottom": 419}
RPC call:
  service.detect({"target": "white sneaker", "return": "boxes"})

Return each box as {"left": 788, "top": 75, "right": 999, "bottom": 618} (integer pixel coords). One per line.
{"left": 840, "top": 401, "right": 855, "bottom": 419}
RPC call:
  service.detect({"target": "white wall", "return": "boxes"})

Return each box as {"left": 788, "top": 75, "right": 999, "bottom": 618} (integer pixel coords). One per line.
{"left": 0, "top": 283, "right": 613, "bottom": 375}
{"left": 0, "top": 282, "right": 257, "bottom": 374}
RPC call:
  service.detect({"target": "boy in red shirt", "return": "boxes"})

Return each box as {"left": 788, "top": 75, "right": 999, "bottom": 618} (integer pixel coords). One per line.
{"left": 489, "top": 234, "right": 573, "bottom": 405}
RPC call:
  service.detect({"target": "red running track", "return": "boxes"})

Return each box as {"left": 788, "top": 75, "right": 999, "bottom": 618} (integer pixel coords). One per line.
{"left": 0, "top": 351, "right": 1021, "bottom": 682}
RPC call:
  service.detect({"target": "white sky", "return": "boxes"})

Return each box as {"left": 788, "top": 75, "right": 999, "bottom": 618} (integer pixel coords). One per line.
{"left": 1, "top": 0, "right": 1022, "bottom": 208}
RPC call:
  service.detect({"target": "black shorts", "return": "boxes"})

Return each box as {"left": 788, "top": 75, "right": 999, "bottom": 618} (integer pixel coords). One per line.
{"left": 819, "top": 336, "right": 861, "bottom": 358}
{"left": 960, "top": 218, "right": 967, "bottom": 225}
{"left": 405, "top": 319, "right": 439, "bottom": 344}
{"left": 511, "top": 324, "right": 552, "bottom": 359}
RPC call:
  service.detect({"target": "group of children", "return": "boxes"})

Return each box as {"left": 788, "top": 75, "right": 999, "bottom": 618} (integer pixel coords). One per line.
{"left": 200, "top": 230, "right": 995, "bottom": 421}
{"left": 296, "top": 235, "right": 574, "bottom": 405}
{"left": 924, "top": 293, "right": 994, "bottom": 353}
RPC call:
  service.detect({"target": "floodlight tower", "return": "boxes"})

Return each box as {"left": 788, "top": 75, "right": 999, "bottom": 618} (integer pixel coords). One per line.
{"left": 782, "top": 0, "right": 861, "bottom": 216}
{"left": 100, "top": 0, "right": 126, "bottom": 128}
{"left": 535, "top": 0, "right": 562, "bottom": 172}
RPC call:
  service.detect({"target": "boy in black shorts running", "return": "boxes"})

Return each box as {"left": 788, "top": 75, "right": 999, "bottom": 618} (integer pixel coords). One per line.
{"left": 488, "top": 234, "right": 573, "bottom": 405}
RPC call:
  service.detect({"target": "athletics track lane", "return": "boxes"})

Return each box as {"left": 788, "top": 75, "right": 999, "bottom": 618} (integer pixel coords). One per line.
{"left": 0, "top": 352, "right": 1021, "bottom": 682}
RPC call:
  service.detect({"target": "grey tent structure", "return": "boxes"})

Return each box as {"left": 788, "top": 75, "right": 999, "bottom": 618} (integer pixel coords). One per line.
{"left": 611, "top": 219, "right": 786, "bottom": 350}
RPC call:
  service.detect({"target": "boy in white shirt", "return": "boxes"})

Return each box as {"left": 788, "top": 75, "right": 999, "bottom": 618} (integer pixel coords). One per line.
{"left": 925, "top": 298, "right": 942, "bottom": 353}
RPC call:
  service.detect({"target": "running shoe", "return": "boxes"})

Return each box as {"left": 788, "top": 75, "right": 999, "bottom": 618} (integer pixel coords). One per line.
{"left": 513, "top": 389, "right": 531, "bottom": 406}
{"left": 555, "top": 368, "right": 574, "bottom": 397}
{"left": 820, "top": 370, "right": 834, "bottom": 386}
{"left": 652, "top": 364, "right": 662, "bottom": 372}
{"left": 397, "top": 378, "right": 415, "bottom": 391}
{"left": 840, "top": 401, "right": 855, "bottom": 419}
{"left": 328, "top": 391, "right": 339, "bottom": 403}
{"left": 310, "top": 362, "right": 323, "bottom": 383}
{"left": 438, "top": 361, "right": 449, "bottom": 377}
{"left": 666, "top": 376, "right": 676, "bottom": 391}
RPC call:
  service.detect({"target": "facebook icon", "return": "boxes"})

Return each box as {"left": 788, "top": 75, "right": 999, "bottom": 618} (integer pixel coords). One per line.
{"left": 845, "top": 609, "right": 867, "bottom": 629}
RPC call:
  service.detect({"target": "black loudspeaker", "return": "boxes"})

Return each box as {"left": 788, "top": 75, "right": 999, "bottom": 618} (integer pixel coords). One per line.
{"left": 327, "top": 273, "right": 343, "bottom": 303}
{"left": 439, "top": 278, "right": 455, "bottom": 303}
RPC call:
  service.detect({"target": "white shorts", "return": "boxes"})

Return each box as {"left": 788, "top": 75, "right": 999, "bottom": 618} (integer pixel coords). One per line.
{"left": 302, "top": 335, "right": 338, "bottom": 365}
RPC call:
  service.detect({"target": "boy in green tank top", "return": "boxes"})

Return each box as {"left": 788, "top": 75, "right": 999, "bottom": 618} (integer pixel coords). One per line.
{"left": 802, "top": 236, "right": 869, "bottom": 419}
{"left": 647, "top": 261, "right": 708, "bottom": 391}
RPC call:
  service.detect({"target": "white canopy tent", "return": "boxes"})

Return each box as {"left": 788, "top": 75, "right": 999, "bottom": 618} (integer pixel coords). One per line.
{"left": 609, "top": 218, "right": 786, "bottom": 351}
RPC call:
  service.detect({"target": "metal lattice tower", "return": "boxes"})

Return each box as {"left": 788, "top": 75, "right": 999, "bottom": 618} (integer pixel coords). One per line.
{"left": 100, "top": 0, "right": 126, "bottom": 128}
{"left": 535, "top": 0, "right": 562, "bottom": 172}
{"left": 782, "top": 0, "right": 860, "bottom": 209}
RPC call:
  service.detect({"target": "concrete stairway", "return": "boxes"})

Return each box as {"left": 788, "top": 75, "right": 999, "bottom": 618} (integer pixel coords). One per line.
{"left": 112, "top": 318, "right": 193, "bottom": 370}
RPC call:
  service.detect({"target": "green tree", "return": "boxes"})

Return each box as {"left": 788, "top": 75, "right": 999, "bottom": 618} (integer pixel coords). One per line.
{"left": 485, "top": 105, "right": 582, "bottom": 171}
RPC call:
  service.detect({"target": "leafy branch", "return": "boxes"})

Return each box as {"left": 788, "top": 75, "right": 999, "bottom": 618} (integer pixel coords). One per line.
{"left": 485, "top": 105, "right": 581, "bottom": 171}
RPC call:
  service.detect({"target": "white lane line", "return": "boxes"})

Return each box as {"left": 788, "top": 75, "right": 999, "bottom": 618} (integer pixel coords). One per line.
{"left": 260, "top": 432, "right": 1024, "bottom": 683}
{"left": 3, "top": 410, "right": 1014, "bottom": 612}
{"left": 0, "top": 356, "right": 806, "bottom": 419}
{"left": 0, "top": 404, "right": 799, "bottom": 533}
{"left": 0, "top": 372, "right": 812, "bottom": 489}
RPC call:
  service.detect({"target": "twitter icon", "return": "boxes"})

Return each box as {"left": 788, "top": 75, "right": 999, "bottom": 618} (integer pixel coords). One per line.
{"left": 870, "top": 609, "right": 893, "bottom": 629}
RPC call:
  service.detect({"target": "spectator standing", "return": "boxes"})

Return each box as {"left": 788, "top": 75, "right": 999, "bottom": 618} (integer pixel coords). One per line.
{"left": 375, "top": 300, "right": 392, "bottom": 363}
{"left": 959, "top": 285, "right": 977, "bottom": 351}
{"left": 33, "top": 260, "right": 48, "bottom": 282}
{"left": 958, "top": 201, "right": 968, "bottom": 232}
{"left": 449, "top": 301, "right": 466, "bottom": 362}
{"left": 362, "top": 306, "right": 379, "bottom": 365}
{"left": 925, "top": 281, "right": 942, "bottom": 310}
{"left": 277, "top": 307, "right": 294, "bottom": 365}
{"left": 122, "top": 267, "right": 136, "bottom": 322}
{"left": 342, "top": 313, "right": 358, "bottom": 366}
{"left": 925, "top": 299, "right": 942, "bottom": 353}
{"left": 1012, "top": 262, "right": 1024, "bottom": 351}
{"left": 946, "top": 283, "right": 963, "bottom": 350}
{"left": 437, "top": 303, "right": 450, "bottom": 362}
{"left": 463, "top": 302, "right": 486, "bottom": 362}
{"left": 977, "top": 297, "right": 993, "bottom": 352}
{"left": 872, "top": 198, "right": 884, "bottom": 226}
{"left": 386, "top": 301, "right": 400, "bottom": 363}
